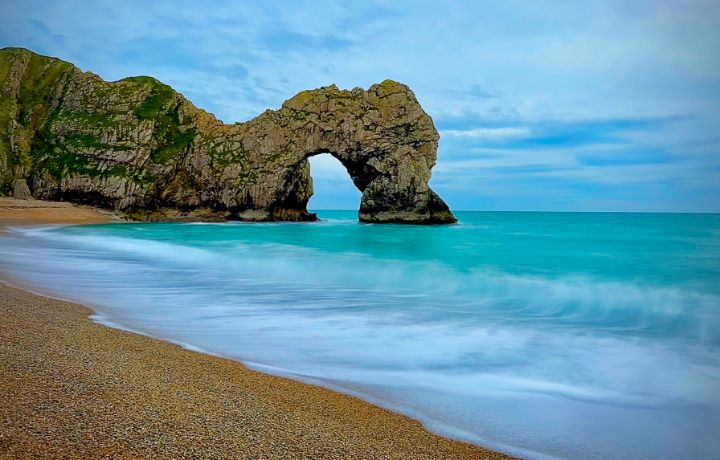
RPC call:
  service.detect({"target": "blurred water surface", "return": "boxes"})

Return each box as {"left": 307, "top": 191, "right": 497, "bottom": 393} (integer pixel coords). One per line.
{"left": 2, "top": 211, "right": 719, "bottom": 459}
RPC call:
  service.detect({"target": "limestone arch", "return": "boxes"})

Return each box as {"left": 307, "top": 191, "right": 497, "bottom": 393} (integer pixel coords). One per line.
{"left": 235, "top": 81, "right": 456, "bottom": 224}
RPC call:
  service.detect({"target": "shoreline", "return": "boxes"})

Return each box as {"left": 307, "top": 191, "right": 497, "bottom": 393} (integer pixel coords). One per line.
{"left": 0, "top": 198, "right": 512, "bottom": 459}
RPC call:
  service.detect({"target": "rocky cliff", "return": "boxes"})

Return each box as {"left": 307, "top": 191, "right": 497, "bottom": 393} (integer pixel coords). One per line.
{"left": 0, "top": 48, "right": 455, "bottom": 223}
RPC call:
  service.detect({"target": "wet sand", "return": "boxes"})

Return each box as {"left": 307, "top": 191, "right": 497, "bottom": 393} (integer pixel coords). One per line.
{"left": 0, "top": 198, "right": 512, "bottom": 459}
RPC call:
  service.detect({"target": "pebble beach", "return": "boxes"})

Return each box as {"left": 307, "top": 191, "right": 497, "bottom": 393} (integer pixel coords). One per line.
{"left": 0, "top": 198, "right": 510, "bottom": 459}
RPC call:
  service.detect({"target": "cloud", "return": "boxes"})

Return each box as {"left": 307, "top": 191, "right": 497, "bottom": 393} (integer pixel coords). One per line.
{"left": 261, "top": 30, "right": 355, "bottom": 52}
{"left": 441, "top": 127, "right": 531, "bottom": 140}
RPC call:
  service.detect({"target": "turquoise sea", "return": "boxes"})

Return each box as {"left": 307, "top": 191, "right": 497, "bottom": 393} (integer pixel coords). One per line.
{"left": 1, "top": 211, "right": 719, "bottom": 459}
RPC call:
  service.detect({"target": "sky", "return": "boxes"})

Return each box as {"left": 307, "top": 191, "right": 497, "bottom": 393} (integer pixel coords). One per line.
{"left": 2, "top": 0, "right": 719, "bottom": 212}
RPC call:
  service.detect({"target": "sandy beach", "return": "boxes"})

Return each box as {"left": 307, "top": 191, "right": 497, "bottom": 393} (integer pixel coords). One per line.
{"left": 0, "top": 198, "right": 510, "bottom": 459}
{"left": 0, "top": 198, "right": 117, "bottom": 228}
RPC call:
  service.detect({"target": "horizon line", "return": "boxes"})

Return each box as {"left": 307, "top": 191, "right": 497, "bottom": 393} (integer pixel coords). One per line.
{"left": 309, "top": 209, "right": 720, "bottom": 215}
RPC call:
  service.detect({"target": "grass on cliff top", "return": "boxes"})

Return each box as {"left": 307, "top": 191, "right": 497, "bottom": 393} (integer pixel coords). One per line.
{"left": 0, "top": 50, "right": 184, "bottom": 188}
{"left": 0, "top": 50, "right": 73, "bottom": 134}
{"left": 151, "top": 127, "right": 196, "bottom": 164}
{"left": 125, "top": 76, "right": 176, "bottom": 119}
{"left": 149, "top": 109, "right": 197, "bottom": 164}
{"left": 121, "top": 75, "right": 196, "bottom": 164}
{"left": 0, "top": 50, "right": 75, "bottom": 193}
{"left": 0, "top": 50, "right": 15, "bottom": 86}
{"left": 17, "top": 55, "right": 73, "bottom": 131}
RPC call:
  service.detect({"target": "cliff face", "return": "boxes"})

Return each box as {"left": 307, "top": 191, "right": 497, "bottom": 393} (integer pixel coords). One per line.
{"left": 0, "top": 48, "right": 455, "bottom": 223}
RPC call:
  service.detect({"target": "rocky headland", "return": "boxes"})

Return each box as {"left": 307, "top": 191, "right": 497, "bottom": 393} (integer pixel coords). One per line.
{"left": 0, "top": 48, "right": 455, "bottom": 223}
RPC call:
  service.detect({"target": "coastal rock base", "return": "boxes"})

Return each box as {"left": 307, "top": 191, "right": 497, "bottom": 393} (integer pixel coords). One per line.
{"left": 12, "top": 179, "right": 33, "bottom": 200}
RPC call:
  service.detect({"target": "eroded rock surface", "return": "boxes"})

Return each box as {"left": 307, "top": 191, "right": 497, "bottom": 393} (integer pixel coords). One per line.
{"left": 12, "top": 179, "right": 33, "bottom": 200}
{"left": 0, "top": 47, "right": 455, "bottom": 223}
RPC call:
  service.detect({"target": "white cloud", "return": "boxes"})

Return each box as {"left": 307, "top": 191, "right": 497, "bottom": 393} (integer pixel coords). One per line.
{"left": 440, "top": 127, "right": 531, "bottom": 139}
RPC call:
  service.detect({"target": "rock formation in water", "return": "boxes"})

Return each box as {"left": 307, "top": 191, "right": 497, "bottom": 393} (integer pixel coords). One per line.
{"left": 0, "top": 48, "right": 455, "bottom": 223}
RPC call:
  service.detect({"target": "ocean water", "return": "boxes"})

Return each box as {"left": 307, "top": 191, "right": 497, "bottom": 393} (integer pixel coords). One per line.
{"left": 1, "top": 211, "right": 719, "bottom": 459}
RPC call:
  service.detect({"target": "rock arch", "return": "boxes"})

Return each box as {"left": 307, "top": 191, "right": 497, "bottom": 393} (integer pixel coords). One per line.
{"left": 226, "top": 81, "right": 456, "bottom": 223}
{"left": 0, "top": 48, "right": 456, "bottom": 224}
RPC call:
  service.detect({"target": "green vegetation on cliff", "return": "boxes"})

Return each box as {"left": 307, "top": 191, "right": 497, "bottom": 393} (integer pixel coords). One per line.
{"left": 0, "top": 48, "right": 199, "bottom": 191}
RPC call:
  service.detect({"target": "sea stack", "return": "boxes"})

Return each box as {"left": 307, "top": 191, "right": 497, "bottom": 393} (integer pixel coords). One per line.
{"left": 0, "top": 48, "right": 455, "bottom": 223}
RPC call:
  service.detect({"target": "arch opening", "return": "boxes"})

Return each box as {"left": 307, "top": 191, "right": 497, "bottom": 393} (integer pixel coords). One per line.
{"left": 307, "top": 153, "right": 361, "bottom": 213}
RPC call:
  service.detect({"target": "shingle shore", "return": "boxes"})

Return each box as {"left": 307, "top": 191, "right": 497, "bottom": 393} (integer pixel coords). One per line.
{"left": 0, "top": 200, "right": 512, "bottom": 459}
